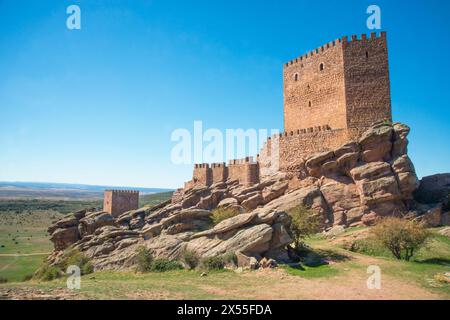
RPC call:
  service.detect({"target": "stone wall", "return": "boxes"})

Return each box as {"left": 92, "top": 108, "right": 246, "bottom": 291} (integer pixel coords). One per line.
{"left": 211, "top": 163, "right": 228, "bottom": 184}
{"left": 343, "top": 32, "right": 392, "bottom": 129}
{"left": 279, "top": 128, "right": 349, "bottom": 172}
{"left": 103, "top": 190, "right": 139, "bottom": 217}
{"left": 228, "top": 157, "right": 260, "bottom": 186}
{"left": 193, "top": 164, "right": 212, "bottom": 186}
{"left": 186, "top": 158, "right": 260, "bottom": 188}
{"left": 283, "top": 38, "right": 347, "bottom": 132}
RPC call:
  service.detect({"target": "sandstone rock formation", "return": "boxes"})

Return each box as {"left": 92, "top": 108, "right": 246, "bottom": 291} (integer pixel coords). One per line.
{"left": 46, "top": 122, "right": 449, "bottom": 271}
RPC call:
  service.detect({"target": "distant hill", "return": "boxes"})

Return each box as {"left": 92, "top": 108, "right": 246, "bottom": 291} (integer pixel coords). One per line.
{"left": 0, "top": 181, "right": 173, "bottom": 200}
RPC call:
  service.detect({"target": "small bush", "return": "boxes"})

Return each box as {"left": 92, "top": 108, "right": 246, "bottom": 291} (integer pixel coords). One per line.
{"left": 223, "top": 252, "right": 237, "bottom": 266}
{"left": 371, "top": 217, "right": 431, "bottom": 261}
{"left": 288, "top": 205, "right": 323, "bottom": 251}
{"left": 81, "top": 261, "right": 94, "bottom": 275}
{"left": 182, "top": 250, "right": 200, "bottom": 270}
{"left": 211, "top": 207, "right": 240, "bottom": 225}
{"left": 59, "top": 248, "right": 93, "bottom": 275}
{"left": 135, "top": 246, "right": 153, "bottom": 273}
{"left": 150, "top": 259, "right": 183, "bottom": 272}
{"left": 22, "top": 274, "right": 34, "bottom": 282}
{"left": 34, "top": 264, "right": 60, "bottom": 281}
{"left": 0, "top": 277, "right": 7, "bottom": 284}
{"left": 200, "top": 256, "right": 226, "bottom": 271}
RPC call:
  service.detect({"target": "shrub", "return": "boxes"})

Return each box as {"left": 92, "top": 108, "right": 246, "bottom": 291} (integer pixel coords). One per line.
{"left": 371, "top": 217, "right": 431, "bottom": 261}
{"left": 288, "top": 205, "right": 322, "bottom": 251}
{"left": 81, "top": 261, "right": 94, "bottom": 275}
{"left": 0, "top": 277, "right": 7, "bottom": 284}
{"left": 200, "top": 256, "right": 226, "bottom": 271}
{"left": 150, "top": 259, "right": 183, "bottom": 272}
{"left": 22, "top": 274, "right": 34, "bottom": 282}
{"left": 182, "top": 249, "right": 200, "bottom": 270}
{"left": 223, "top": 252, "right": 237, "bottom": 266}
{"left": 34, "top": 264, "right": 60, "bottom": 281}
{"left": 59, "top": 248, "right": 93, "bottom": 275}
{"left": 211, "top": 207, "right": 240, "bottom": 225}
{"left": 135, "top": 246, "right": 153, "bottom": 273}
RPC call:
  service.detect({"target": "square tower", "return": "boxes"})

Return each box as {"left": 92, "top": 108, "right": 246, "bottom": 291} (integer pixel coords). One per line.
{"left": 103, "top": 190, "right": 139, "bottom": 217}
{"left": 283, "top": 32, "right": 391, "bottom": 133}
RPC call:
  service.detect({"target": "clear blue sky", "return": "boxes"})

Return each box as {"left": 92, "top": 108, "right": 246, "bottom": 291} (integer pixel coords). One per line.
{"left": 0, "top": 0, "right": 449, "bottom": 189}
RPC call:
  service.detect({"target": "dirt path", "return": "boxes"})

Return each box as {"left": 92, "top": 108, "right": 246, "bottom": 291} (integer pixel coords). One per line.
{"left": 238, "top": 268, "right": 442, "bottom": 300}
{"left": 0, "top": 253, "right": 50, "bottom": 257}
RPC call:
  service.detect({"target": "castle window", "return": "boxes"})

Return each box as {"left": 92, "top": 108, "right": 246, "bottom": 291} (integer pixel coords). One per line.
{"left": 366, "top": 51, "right": 369, "bottom": 59}
{"left": 319, "top": 63, "right": 324, "bottom": 71}
{"left": 308, "top": 101, "right": 312, "bottom": 107}
{"left": 294, "top": 74, "right": 299, "bottom": 81}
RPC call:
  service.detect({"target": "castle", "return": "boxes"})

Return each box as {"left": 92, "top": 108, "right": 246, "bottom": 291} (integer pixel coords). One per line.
{"left": 185, "top": 32, "right": 392, "bottom": 188}
{"left": 106, "top": 32, "right": 393, "bottom": 211}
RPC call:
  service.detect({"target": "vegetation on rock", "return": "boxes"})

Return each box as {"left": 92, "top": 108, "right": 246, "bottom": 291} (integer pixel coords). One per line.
{"left": 200, "top": 256, "right": 226, "bottom": 270}
{"left": 182, "top": 249, "right": 200, "bottom": 270}
{"left": 135, "top": 246, "right": 153, "bottom": 273}
{"left": 287, "top": 205, "right": 323, "bottom": 251}
{"left": 211, "top": 207, "right": 241, "bottom": 225}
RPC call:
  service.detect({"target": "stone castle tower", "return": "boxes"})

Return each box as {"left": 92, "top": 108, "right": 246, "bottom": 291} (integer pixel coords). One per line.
{"left": 187, "top": 32, "right": 393, "bottom": 186}
{"left": 103, "top": 190, "right": 139, "bottom": 217}
{"left": 283, "top": 32, "right": 391, "bottom": 134}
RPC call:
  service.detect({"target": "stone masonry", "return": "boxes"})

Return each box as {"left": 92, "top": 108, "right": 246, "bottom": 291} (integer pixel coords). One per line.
{"left": 103, "top": 190, "right": 139, "bottom": 217}
{"left": 186, "top": 158, "right": 259, "bottom": 188}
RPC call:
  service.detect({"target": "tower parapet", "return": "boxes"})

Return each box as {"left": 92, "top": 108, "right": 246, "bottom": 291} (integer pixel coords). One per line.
{"left": 283, "top": 32, "right": 391, "bottom": 133}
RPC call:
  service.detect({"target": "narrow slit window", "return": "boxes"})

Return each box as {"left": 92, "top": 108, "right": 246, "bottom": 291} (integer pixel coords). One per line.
{"left": 319, "top": 63, "right": 324, "bottom": 71}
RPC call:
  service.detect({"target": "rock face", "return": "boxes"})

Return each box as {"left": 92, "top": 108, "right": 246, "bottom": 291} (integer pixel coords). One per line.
{"left": 46, "top": 122, "right": 448, "bottom": 271}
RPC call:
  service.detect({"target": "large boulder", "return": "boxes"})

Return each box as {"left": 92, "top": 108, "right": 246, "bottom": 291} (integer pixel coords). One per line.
{"left": 415, "top": 174, "right": 450, "bottom": 206}
{"left": 49, "top": 227, "right": 80, "bottom": 251}
{"left": 78, "top": 211, "right": 115, "bottom": 237}
{"left": 186, "top": 223, "right": 273, "bottom": 258}
{"left": 358, "top": 123, "right": 393, "bottom": 162}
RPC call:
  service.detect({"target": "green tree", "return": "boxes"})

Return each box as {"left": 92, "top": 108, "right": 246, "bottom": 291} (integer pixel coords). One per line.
{"left": 287, "top": 205, "right": 322, "bottom": 251}
{"left": 371, "top": 217, "right": 431, "bottom": 261}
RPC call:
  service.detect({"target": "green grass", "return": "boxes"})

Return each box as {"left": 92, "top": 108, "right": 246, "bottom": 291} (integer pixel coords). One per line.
{"left": 0, "top": 199, "right": 102, "bottom": 214}
{"left": 0, "top": 255, "right": 46, "bottom": 282}
{"left": 281, "top": 263, "right": 339, "bottom": 279}
{"left": 139, "top": 192, "right": 173, "bottom": 207}
{"left": 1, "top": 270, "right": 254, "bottom": 300}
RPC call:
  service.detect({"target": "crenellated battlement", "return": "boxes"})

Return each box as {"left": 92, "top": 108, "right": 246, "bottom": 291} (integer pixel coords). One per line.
{"left": 105, "top": 189, "right": 139, "bottom": 194}
{"left": 228, "top": 156, "right": 256, "bottom": 166}
{"left": 284, "top": 32, "right": 386, "bottom": 68}
{"left": 194, "top": 163, "right": 210, "bottom": 169}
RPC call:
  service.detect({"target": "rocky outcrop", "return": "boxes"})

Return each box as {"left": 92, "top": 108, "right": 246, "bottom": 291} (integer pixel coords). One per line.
{"left": 46, "top": 122, "right": 448, "bottom": 271}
